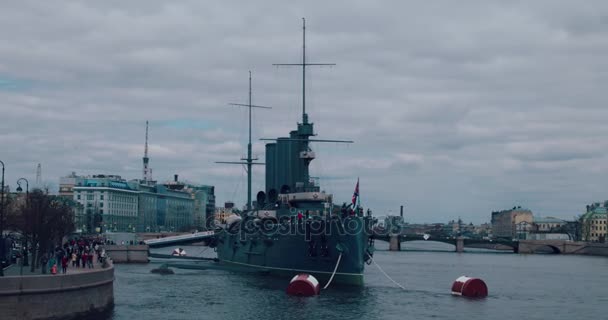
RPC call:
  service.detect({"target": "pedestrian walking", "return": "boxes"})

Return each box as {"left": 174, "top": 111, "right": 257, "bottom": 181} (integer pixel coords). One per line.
{"left": 40, "top": 254, "right": 49, "bottom": 274}
{"left": 49, "top": 255, "right": 57, "bottom": 275}
{"left": 61, "top": 255, "right": 68, "bottom": 274}
{"left": 81, "top": 252, "right": 88, "bottom": 268}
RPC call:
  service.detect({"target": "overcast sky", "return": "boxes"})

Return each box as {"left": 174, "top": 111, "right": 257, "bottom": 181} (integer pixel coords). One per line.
{"left": 1, "top": 1, "right": 608, "bottom": 223}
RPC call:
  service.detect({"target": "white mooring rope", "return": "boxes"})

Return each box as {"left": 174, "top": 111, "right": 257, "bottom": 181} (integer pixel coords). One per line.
{"left": 366, "top": 252, "right": 406, "bottom": 290}
{"left": 323, "top": 253, "right": 342, "bottom": 290}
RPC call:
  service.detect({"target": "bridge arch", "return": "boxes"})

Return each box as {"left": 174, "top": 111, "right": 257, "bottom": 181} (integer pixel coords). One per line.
{"left": 399, "top": 239, "right": 457, "bottom": 251}
{"left": 530, "top": 244, "right": 561, "bottom": 254}
{"left": 402, "top": 239, "right": 455, "bottom": 245}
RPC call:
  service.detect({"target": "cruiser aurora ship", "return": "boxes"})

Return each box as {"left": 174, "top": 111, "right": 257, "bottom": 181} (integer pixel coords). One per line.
{"left": 212, "top": 19, "right": 375, "bottom": 286}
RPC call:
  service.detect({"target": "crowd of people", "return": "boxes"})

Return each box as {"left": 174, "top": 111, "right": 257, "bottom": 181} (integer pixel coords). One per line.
{"left": 41, "top": 237, "right": 107, "bottom": 274}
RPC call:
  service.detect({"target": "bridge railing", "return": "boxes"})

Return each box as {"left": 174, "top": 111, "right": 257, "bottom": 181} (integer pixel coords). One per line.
{"left": 144, "top": 231, "right": 215, "bottom": 245}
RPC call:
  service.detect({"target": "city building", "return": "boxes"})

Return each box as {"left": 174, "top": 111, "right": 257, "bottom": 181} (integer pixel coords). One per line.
{"left": 58, "top": 172, "right": 79, "bottom": 198}
{"left": 61, "top": 122, "right": 217, "bottom": 234}
{"left": 491, "top": 206, "right": 534, "bottom": 240}
{"left": 73, "top": 175, "right": 139, "bottom": 233}
{"left": 581, "top": 203, "right": 608, "bottom": 242}
{"left": 187, "top": 184, "right": 215, "bottom": 230}
{"left": 474, "top": 223, "right": 492, "bottom": 238}
{"left": 533, "top": 216, "right": 566, "bottom": 232}
{"left": 448, "top": 219, "right": 461, "bottom": 234}
{"left": 155, "top": 185, "right": 194, "bottom": 232}
{"left": 401, "top": 223, "right": 442, "bottom": 235}
{"left": 137, "top": 182, "right": 194, "bottom": 233}
{"left": 215, "top": 201, "right": 236, "bottom": 225}
{"left": 524, "top": 216, "right": 570, "bottom": 240}
{"left": 70, "top": 173, "right": 196, "bottom": 233}
{"left": 161, "top": 174, "right": 215, "bottom": 231}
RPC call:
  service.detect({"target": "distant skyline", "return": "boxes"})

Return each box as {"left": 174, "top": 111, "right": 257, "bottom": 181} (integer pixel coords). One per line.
{"left": 2, "top": 1, "right": 608, "bottom": 223}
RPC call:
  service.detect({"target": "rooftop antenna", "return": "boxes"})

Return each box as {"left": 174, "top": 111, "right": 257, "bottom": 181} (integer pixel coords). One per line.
{"left": 36, "top": 163, "right": 41, "bottom": 187}
{"left": 143, "top": 120, "right": 151, "bottom": 182}
{"left": 216, "top": 71, "right": 271, "bottom": 210}
{"left": 273, "top": 17, "right": 336, "bottom": 124}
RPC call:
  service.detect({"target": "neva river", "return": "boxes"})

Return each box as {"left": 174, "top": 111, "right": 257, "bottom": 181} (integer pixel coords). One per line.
{"left": 105, "top": 242, "right": 608, "bottom": 320}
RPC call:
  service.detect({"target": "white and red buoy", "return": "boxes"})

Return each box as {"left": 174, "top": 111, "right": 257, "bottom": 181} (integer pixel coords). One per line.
{"left": 286, "top": 274, "right": 320, "bottom": 296}
{"left": 451, "top": 276, "right": 488, "bottom": 298}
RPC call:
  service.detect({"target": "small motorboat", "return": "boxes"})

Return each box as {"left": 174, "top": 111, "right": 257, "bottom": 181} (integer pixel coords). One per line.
{"left": 171, "top": 248, "right": 187, "bottom": 256}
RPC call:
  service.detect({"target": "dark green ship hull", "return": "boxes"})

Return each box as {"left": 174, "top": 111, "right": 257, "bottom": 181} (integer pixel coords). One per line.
{"left": 215, "top": 216, "right": 373, "bottom": 286}
{"left": 218, "top": 259, "right": 364, "bottom": 286}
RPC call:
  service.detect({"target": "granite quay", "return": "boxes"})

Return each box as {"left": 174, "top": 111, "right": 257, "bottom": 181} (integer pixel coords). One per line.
{"left": 104, "top": 244, "right": 149, "bottom": 263}
{"left": 0, "top": 259, "right": 114, "bottom": 320}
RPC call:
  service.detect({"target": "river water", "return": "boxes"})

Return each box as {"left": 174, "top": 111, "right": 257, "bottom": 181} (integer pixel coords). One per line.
{"left": 105, "top": 242, "right": 608, "bottom": 320}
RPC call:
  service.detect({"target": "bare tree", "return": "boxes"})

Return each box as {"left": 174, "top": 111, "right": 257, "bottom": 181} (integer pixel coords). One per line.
{"left": 577, "top": 214, "right": 591, "bottom": 242}
{"left": 6, "top": 189, "right": 75, "bottom": 272}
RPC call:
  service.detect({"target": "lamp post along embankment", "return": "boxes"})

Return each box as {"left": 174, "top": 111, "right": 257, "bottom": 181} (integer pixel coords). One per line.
{"left": 0, "top": 160, "right": 5, "bottom": 277}
{"left": 16, "top": 178, "right": 29, "bottom": 271}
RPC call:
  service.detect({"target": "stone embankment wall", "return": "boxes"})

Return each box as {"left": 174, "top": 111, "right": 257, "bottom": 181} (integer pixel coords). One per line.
{"left": 0, "top": 262, "right": 114, "bottom": 320}
{"left": 518, "top": 240, "right": 608, "bottom": 256}
{"left": 576, "top": 243, "right": 608, "bottom": 256}
{"left": 105, "top": 244, "right": 149, "bottom": 263}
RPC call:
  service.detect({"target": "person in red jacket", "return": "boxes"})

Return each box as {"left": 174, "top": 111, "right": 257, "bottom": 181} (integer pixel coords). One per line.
{"left": 81, "top": 252, "right": 88, "bottom": 268}
{"left": 61, "top": 256, "right": 68, "bottom": 274}
{"left": 88, "top": 251, "right": 94, "bottom": 269}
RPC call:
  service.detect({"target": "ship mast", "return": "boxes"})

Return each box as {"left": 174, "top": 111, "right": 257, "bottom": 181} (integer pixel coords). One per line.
{"left": 264, "top": 18, "right": 353, "bottom": 193}
{"left": 274, "top": 18, "right": 336, "bottom": 125}
{"left": 302, "top": 18, "right": 307, "bottom": 123}
{"left": 217, "top": 72, "right": 270, "bottom": 210}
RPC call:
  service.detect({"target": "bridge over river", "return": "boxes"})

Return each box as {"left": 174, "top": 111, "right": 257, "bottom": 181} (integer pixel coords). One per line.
{"left": 138, "top": 230, "right": 603, "bottom": 255}
{"left": 372, "top": 233, "right": 518, "bottom": 252}
{"left": 372, "top": 233, "right": 601, "bottom": 254}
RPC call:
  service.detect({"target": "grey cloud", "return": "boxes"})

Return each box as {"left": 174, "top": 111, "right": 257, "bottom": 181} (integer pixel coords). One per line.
{"left": 2, "top": 0, "right": 608, "bottom": 222}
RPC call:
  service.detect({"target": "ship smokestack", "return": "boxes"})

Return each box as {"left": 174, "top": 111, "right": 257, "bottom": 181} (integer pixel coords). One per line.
{"left": 400, "top": 205, "right": 404, "bottom": 218}
{"left": 174, "top": 174, "right": 178, "bottom": 182}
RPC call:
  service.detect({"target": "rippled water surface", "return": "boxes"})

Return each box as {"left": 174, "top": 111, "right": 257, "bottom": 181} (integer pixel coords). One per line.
{"left": 107, "top": 242, "right": 608, "bottom": 320}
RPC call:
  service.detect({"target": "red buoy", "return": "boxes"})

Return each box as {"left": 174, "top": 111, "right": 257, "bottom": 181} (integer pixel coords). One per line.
{"left": 286, "top": 274, "right": 320, "bottom": 296}
{"left": 451, "top": 276, "right": 488, "bottom": 298}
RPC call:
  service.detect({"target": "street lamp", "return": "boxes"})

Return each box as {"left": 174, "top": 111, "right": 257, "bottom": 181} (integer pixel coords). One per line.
{"left": 16, "top": 178, "right": 29, "bottom": 269}
{"left": 16, "top": 178, "right": 29, "bottom": 194}
{"left": 0, "top": 160, "right": 5, "bottom": 276}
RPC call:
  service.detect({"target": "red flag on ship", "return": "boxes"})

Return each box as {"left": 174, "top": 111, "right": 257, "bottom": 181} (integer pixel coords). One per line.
{"left": 352, "top": 178, "right": 359, "bottom": 206}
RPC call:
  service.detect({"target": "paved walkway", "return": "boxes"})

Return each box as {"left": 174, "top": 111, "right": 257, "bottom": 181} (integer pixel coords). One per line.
{"left": 4, "top": 258, "right": 104, "bottom": 277}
